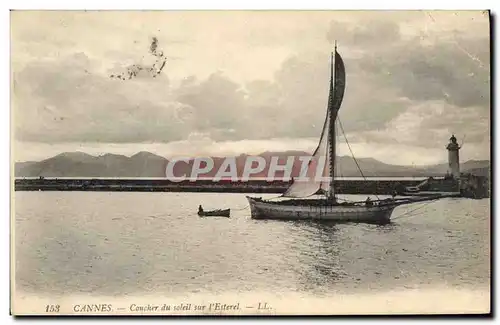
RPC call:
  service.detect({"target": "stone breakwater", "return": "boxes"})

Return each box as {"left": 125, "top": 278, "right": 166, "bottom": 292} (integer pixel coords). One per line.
{"left": 14, "top": 178, "right": 423, "bottom": 195}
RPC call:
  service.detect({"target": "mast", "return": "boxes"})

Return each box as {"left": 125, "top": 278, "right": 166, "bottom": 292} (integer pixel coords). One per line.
{"left": 281, "top": 43, "right": 345, "bottom": 199}
{"left": 328, "top": 48, "right": 336, "bottom": 201}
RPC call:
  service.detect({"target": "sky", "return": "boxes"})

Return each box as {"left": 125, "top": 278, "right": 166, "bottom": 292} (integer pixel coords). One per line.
{"left": 11, "top": 10, "right": 490, "bottom": 165}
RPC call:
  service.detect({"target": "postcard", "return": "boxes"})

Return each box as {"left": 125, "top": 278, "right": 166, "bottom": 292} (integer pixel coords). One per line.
{"left": 11, "top": 10, "right": 491, "bottom": 315}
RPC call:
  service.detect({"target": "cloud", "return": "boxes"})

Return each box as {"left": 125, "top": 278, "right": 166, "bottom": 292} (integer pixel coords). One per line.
{"left": 11, "top": 11, "right": 490, "bottom": 164}
{"left": 13, "top": 52, "right": 193, "bottom": 143}
{"left": 352, "top": 100, "right": 489, "bottom": 146}
{"left": 359, "top": 36, "right": 489, "bottom": 109}
{"left": 326, "top": 19, "right": 402, "bottom": 49}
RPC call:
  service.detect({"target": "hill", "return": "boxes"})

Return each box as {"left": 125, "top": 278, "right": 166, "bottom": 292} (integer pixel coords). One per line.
{"left": 14, "top": 151, "right": 490, "bottom": 178}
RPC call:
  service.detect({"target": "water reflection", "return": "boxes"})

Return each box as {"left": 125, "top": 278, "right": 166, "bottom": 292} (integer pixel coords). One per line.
{"left": 287, "top": 221, "right": 346, "bottom": 294}
{"left": 15, "top": 192, "right": 490, "bottom": 297}
{"left": 284, "top": 219, "right": 402, "bottom": 295}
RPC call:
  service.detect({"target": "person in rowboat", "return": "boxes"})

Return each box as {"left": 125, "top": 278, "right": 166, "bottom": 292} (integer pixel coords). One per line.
{"left": 198, "top": 205, "right": 203, "bottom": 213}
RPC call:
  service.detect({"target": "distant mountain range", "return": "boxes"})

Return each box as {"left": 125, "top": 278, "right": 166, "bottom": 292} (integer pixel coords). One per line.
{"left": 14, "top": 151, "right": 490, "bottom": 178}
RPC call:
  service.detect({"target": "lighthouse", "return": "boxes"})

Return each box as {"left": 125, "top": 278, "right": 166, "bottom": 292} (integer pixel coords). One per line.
{"left": 446, "top": 134, "right": 461, "bottom": 179}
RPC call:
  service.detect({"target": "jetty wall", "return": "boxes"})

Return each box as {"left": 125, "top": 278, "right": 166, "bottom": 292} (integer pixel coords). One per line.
{"left": 14, "top": 178, "right": 423, "bottom": 195}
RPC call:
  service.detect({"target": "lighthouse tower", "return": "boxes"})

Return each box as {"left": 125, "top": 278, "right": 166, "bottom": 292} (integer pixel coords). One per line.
{"left": 446, "top": 134, "right": 461, "bottom": 179}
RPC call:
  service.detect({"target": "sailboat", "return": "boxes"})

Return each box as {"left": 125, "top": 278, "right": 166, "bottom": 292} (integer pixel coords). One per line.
{"left": 246, "top": 45, "right": 441, "bottom": 224}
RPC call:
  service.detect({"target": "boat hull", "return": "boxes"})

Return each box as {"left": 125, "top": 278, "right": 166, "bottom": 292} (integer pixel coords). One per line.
{"left": 246, "top": 197, "right": 395, "bottom": 224}
{"left": 198, "top": 209, "right": 231, "bottom": 217}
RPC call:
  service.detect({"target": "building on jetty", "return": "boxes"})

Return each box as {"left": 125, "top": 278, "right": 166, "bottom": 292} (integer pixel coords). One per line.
{"left": 400, "top": 135, "right": 489, "bottom": 199}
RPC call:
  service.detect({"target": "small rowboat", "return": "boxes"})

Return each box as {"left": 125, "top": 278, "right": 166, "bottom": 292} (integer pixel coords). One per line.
{"left": 198, "top": 209, "right": 230, "bottom": 218}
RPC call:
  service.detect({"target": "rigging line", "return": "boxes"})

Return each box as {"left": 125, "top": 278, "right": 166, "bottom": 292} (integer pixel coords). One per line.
{"left": 311, "top": 106, "right": 330, "bottom": 157}
{"left": 232, "top": 205, "right": 250, "bottom": 211}
{"left": 399, "top": 210, "right": 427, "bottom": 221}
{"left": 392, "top": 198, "right": 439, "bottom": 220}
{"left": 337, "top": 117, "right": 380, "bottom": 201}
